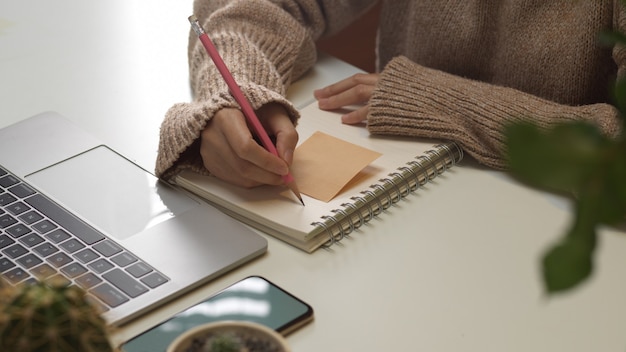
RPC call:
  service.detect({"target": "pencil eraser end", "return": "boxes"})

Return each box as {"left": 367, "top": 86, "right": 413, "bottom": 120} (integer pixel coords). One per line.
{"left": 188, "top": 15, "right": 198, "bottom": 23}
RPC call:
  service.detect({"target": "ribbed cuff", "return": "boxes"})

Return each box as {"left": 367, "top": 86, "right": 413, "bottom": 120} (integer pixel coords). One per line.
{"left": 368, "top": 56, "right": 621, "bottom": 170}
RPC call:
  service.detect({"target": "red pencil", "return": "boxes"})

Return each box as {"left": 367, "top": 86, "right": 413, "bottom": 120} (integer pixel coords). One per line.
{"left": 188, "top": 15, "right": 304, "bottom": 205}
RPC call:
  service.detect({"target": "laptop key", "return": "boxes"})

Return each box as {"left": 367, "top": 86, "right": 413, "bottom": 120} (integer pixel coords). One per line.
{"left": 7, "top": 223, "right": 31, "bottom": 238}
{"left": 93, "top": 240, "right": 122, "bottom": 257}
{"left": 0, "top": 256, "right": 16, "bottom": 272}
{"left": 25, "top": 194, "right": 105, "bottom": 245}
{"left": 0, "top": 234, "right": 15, "bottom": 249}
{"left": 19, "top": 210, "right": 43, "bottom": 225}
{"left": 0, "top": 214, "right": 17, "bottom": 229}
{"left": 19, "top": 233, "right": 44, "bottom": 247}
{"left": 74, "top": 248, "right": 100, "bottom": 264}
{"left": 90, "top": 282, "right": 129, "bottom": 308}
{"left": 32, "top": 219, "right": 57, "bottom": 234}
{"left": 141, "top": 272, "right": 168, "bottom": 289}
{"left": 33, "top": 242, "right": 59, "bottom": 257}
{"left": 61, "top": 262, "right": 87, "bottom": 278}
{"left": 88, "top": 258, "right": 114, "bottom": 274}
{"left": 17, "top": 253, "right": 43, "bottom": 269}
{"left": 75, "top": 272, "right": 103, "bottom": 289}
{"left": 59, "top": 238, "right": 85, "bottom": 253}
{"left": 48, "top": 274, "right": 71, "bottom": 287}
{"left": 31, "top": 263, "right": 56, "bottom": 279}
{"left": 111, "top": 252, "right": 137, "bottom": 267}
{"left": 3, "top": 243, "right": 28, "bottom": 258}
{"left": 0, "top": 175, "right": 19, "bottom": 188}
{"left": 0, "top": 192, "right": 17, "bottom": 206}
{"left": 103, "top": 268, "right": 148, "bottom": 298}
{"left": 126, "top": 261, "right": 152, "bottom": 278}
{"left": 6, "top": 201, "right": 29, "bottom": 215}
{"left": 47, "top": 252, "right": 73, "bottom": 268}
{"left": 45, "top": 228, "right": 71, "bottom": 243}
{"left": 8, "top": 183, "right": 35, "bottom": 198}
{"left": 3, "top": 267, "right": 29, "bottom": 284}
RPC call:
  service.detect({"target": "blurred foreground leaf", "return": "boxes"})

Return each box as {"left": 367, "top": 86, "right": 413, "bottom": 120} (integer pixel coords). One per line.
{"left": 506, "top": 122, "right": 609, "bottom": 194}
{"left": 505, "top": 120, "right": 625, "bottom": 294}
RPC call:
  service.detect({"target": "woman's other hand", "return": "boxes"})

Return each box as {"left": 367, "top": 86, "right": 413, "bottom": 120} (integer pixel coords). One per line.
{"left": 314, "top": 73, "right": 380, "bottom": 124}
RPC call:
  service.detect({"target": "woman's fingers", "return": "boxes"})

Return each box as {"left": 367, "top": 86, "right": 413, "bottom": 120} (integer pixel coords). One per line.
{"left": 314, "top": 73, "right": 380, "bottom": 109}
{"left": 313, "top": 73, "right": 379, "bottom": 124}
{"left": 340, "top": 105, "right": 370, "bottom": 124}
{"left": 200, "top": 108, "right": 289, "bottom": 188}
{"left": 256, "top": 103, "right": 299, "bottom": 166}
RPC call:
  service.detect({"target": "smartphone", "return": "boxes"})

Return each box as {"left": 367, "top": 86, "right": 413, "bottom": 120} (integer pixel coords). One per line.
{"left": 121, "top": 276, "right": 314, "bottom": 352}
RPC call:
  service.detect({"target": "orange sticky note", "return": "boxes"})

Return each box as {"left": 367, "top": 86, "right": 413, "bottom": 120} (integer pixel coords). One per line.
{"left": 292, "top": 131, "right": 382, "bottom": 202}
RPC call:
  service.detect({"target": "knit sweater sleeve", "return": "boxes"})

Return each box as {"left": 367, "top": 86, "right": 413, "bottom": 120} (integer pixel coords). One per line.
{"left": 368, "top": 56, "right": 623, "bottom": 170}
{"left": 155, "top": 0, "right": 377, "bottom": 179}
{"left": 155, "top": 1, "right": 313, "bottom": 179}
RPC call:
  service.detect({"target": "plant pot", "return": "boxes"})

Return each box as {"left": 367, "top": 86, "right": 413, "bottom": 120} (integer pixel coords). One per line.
{"left": 167, "top": 320, "right": 291, "bottom": 352}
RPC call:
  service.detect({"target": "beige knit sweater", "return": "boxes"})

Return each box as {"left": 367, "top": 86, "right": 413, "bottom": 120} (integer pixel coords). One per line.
{"left": 156, "top": 0, "right": 624, "bottom": 179}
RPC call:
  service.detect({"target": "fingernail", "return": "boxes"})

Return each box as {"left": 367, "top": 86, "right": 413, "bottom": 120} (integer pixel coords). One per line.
{"left": 283, "top": 149, "right": 294, "bottom": 165}
{"left": 318, "top": 98, "right": 329, "bottom": 109}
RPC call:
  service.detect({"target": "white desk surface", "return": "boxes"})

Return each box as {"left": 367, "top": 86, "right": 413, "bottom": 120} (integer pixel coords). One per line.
{"left": 2, "top": 2, "right": 626, "bottom": 351}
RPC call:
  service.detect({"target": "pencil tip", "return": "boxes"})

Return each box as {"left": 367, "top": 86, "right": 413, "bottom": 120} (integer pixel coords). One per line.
{"left": 284, "top": 179, "right": 304, "bottom": 205}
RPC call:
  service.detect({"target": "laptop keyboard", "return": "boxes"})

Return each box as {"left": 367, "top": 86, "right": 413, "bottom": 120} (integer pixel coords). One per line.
{"left": 0, "top": 165, "right": 169, "bottom": 311}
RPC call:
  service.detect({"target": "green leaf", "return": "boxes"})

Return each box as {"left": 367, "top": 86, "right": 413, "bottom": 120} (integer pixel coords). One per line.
{"left": 592, "top": 152, "right": 626, "bottom": 224}
{"left": 611, "top": 78, "right": 626, "bottom": 117}
{"left": 598, "top": 31, "right": 626, "bottom": 47}
{"left": 542, "top": 236, "right": 594, "bottom": 293}
{"left": 505, "top": 122, "right": 608, "bottom": 194}
{"left": 542, "top": 183, "right": 599, "bottom": 294}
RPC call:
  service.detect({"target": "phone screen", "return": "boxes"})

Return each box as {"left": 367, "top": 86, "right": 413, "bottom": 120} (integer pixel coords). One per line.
{"left": 122, "top": 276, "right": 313, "bottom": 352}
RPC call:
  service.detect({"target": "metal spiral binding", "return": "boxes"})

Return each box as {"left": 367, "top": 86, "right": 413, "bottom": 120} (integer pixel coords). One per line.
{"left": 312, "top": 142, "right": 462, "bottom": 249}
{"left": 350, "top": 195, "right": 374, "bottom": 221}
{"left": 321, "top": 214, "right": 346, "bottom": 242}
{"left": 424, "top": 148, "right": 444, "bottom": 178}
{"left": 341, "top": 202, "right": 364, "bottom": 228}
{"left": 371, "top": 183, "right": 392, "bottom": 210}
{"left": 380, "top": 176, "right": 403, "bottom": 203}
{"left": 397, "top": 166, "right": 420, "bottom": 192}
{"left": 443, "top": 142, "right": 463, "bottom": 169}
{"left": 313, "top": 221, "right": 335, "bottom": 248}
{"left": 331, "top": 208, "right": 354, "bottom": 236}
{"left": 361, "top": 189, "right": 384, "bottom": 216}
{"left": 417, "top": 155, "right": 437, "bottom": 183}
{"left": 407, "top": 158, "right": 428, "bottom": 186}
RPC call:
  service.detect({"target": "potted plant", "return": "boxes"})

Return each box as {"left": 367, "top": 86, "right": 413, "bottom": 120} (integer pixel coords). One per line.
{"left": 504, "top": 12, "right": 626, "bottom": 294}
{"left": 167, "top": 320, "right": 291, "bottom": 352}
{"left": 0, "top": 278, "right": 116, "bottom": 352}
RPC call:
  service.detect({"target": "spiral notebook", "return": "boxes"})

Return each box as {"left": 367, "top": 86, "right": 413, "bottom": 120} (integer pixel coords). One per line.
{"left": 171, "top": 102, "right": 463, "bottom": 252}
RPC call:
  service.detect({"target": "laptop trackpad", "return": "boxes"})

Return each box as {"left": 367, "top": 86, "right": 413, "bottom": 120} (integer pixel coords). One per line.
{"left": 25, "top": 146, "right": 198, "bottom": 240}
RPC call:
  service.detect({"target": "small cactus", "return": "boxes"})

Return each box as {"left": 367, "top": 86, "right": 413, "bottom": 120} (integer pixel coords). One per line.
{"left": 0, "top": 279, "right": 115, "bottom": 352}
{"left": 204, "top": 332, "right": 244, "bottom": 352}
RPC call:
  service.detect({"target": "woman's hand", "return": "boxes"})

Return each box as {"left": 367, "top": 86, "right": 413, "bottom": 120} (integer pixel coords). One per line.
{"left": 313, "top": 73, "right": 380, "bottom": 124}
{"left": 199, "top": 103, "right": 298, "bottom": 188}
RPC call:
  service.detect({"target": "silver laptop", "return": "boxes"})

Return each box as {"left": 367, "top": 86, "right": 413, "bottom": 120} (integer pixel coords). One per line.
{"left": 0, "top": 111, "right": 267, "bottom": 325}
